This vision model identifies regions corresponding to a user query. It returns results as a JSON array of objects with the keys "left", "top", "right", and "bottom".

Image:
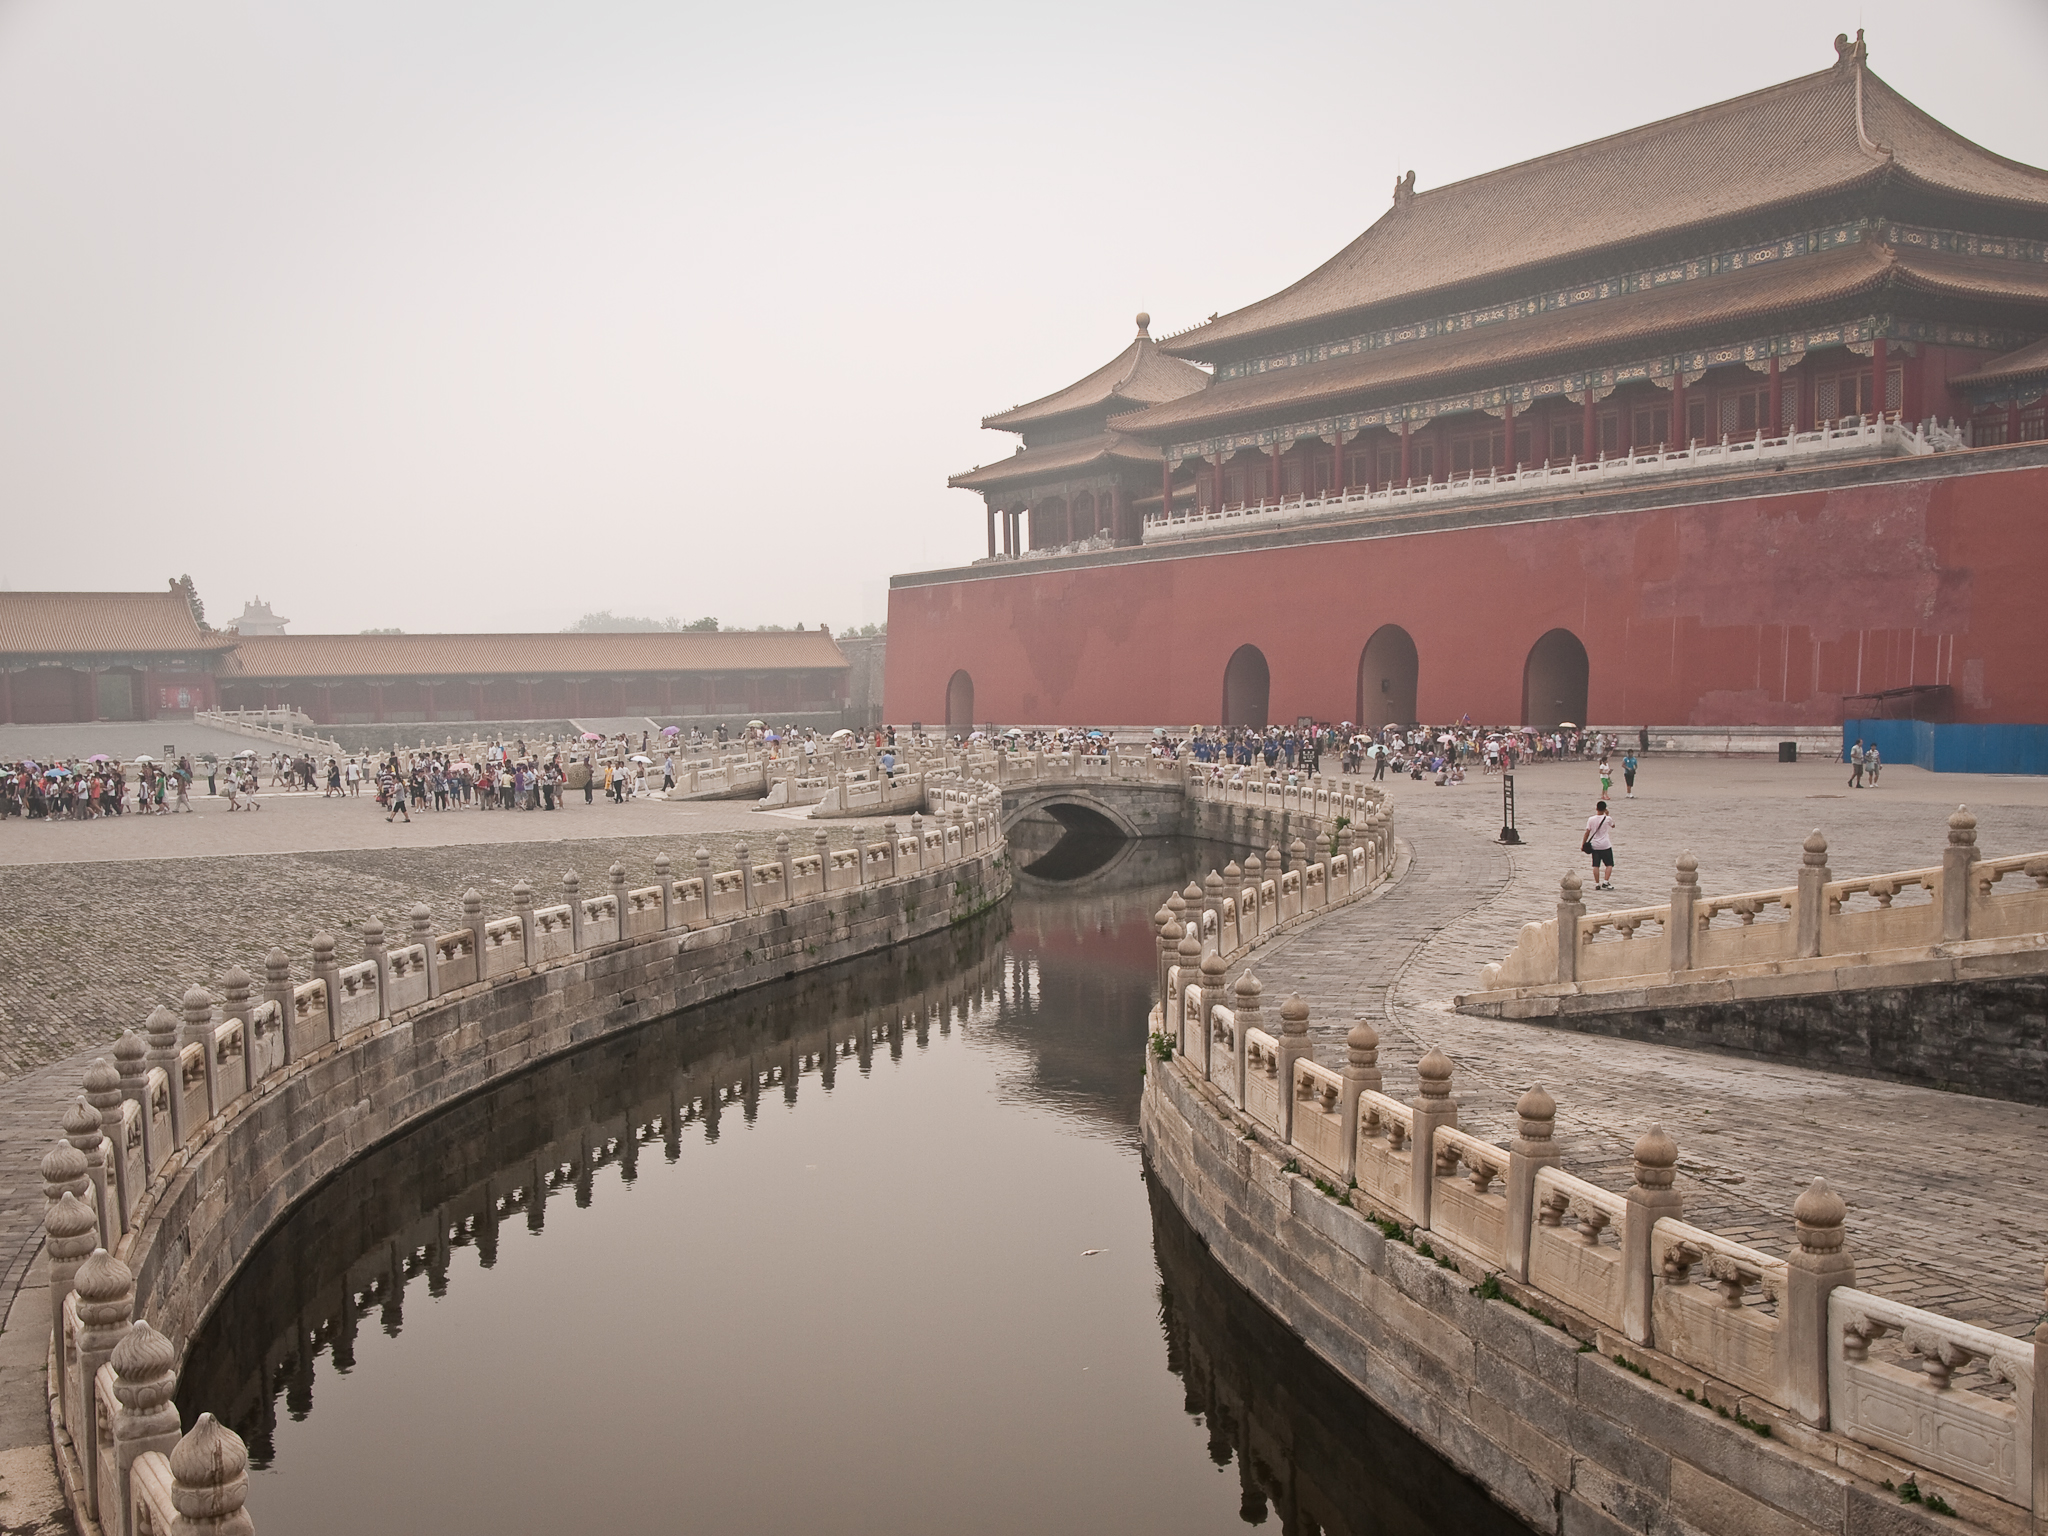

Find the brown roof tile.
[
  {"left": 1950, "top": 335, "right": 2048, "bottom": 389},
  {"left": 1117, "top": 242, "right": 1924, "bottom": 440},
  {"left": 948, "top": 432, "right": 1163, "bottom": 491},
  {"left": 0, "top": 590, "right": 227, "bottom": 656},
  {"left": 981, "top": 322, "right": 1210, "bottom": 431},
  {"left": 1164, "top": 55, "right": 2048, "bottom": 359},
  {"left": 218, "top": 630, "right": 850, "bottom": 680}
]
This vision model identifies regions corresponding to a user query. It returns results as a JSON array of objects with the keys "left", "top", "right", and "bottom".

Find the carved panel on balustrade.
[{"left": 1527, "top": 1167, "right": 1626, "bottom": 1332}]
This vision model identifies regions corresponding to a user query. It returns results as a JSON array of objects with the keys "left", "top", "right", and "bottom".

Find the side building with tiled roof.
[
  {"left": 0, "top": 597, "right": 851, "bottom": 727},
  {"left": 900, "top": 35, "right": 2048, "bottom": 735},
  {"left": 948, "top": 313, "right": 1210, "bottom": 554}
]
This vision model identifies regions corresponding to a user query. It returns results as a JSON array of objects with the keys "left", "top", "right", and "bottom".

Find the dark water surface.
[{"left": 180, "top": 828, "right": 1530, "bottom": 1535}]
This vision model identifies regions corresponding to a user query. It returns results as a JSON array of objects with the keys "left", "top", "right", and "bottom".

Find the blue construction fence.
[{"left": 1841, "top": 719, "right": 2048, "bottom": 776}]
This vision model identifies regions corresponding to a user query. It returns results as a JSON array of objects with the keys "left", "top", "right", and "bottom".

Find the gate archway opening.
[
  {"left": 1221, "top": 645, "right": 1270, "bottom": 730},
  {"left": 1522, "top": 629, "right": 1589, "bottom": 731},
  {"left": 1356, "top": 625, "right": 1418, "bottom": 733},
  {"left": 945, "top": 670, "right": 974, "bottom": 733}
]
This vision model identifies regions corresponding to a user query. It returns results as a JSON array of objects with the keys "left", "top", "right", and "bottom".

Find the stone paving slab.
[{"left": 1228, "top": 758, "right": 2048, "bottom": 1336}]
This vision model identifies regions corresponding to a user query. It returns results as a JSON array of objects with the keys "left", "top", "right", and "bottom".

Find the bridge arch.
[
  {"left": 945, "top": 669, "right": 974, "bottom": 733},
  {"left": 1001, "top": 786, "right": 1144, "bottom": 841},
  {"left": 1221, "top": 644, "right": 1270, "bottom": 730},
  {"left": 1522, "top": 628, "right": 1589, "bottom": 730},
  {"left": 1356, "top": 625, "right": 1418, "bottom": 732}
]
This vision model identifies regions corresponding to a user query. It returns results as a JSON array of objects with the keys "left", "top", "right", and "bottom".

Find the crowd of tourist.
[{"left": 0, "top": 752, "right": 270, "bottom": 819}]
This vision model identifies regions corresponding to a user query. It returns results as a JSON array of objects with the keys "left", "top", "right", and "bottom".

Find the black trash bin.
[{"left": 1778, "top": 741, "right": 1798, "bottom": 763}]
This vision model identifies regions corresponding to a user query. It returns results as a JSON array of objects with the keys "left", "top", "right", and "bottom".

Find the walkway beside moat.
[{"left": 1225, "top": 758, "right": 2048, "bottom": 1337}]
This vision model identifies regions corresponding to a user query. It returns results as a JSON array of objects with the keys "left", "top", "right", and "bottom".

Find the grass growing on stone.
[
  {"left": 1894, "top": 1479, "right": 1954, "bottom": 1516},
  {"left": 1148, "top": 1031, "right": 1174, "bottom": 1063}
]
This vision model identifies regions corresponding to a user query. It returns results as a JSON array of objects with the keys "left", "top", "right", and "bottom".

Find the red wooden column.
[
  {"left": 1582, "top": 389, "right": 1596, "bottom": 459},
  {"left": 1794, "top": 363, "right": 1811, "bottom": 433},
  {"left": 986, "top": 505, "right": 996, "bottom": 558},
  {"left": 1160, "top": 463, "right": 1173, "bottom": 523},
  {"left": 1671, "top": 375, "right": 1686, "bottom": 448},
  {"left": 1399, "top": 421, "right": 1412, "bottom": 483},
  {"left": 1332, "top": 431, "right": 1347, "bottom": 494},
  {"left": 1872, "top": 336, "right": 1890, "bottom": 417},
  {"left": 1768, "top": 357, "right": 1782, "bottom": 436},
  {"left": 1501, "top": 401, "right": 1516, "bottom": 472},
  {"left": 1268, "top": 443, "right": 1281, "bottom": 503},
  {"left": 2010, "top": 398, "right": 2024, "bottom": 444},
  {"left": 1904, "top": 351, "right": 1923, "bottom": 425},
  {"left": 1212, "top": 453, "right": 1225, "bottom": 510}
]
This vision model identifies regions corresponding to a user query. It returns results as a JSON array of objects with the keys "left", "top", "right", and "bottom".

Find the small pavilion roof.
[
  {"left": 949, "top": 432, "right": 1164, "bottom": 492},
  {"left": 1163, "top": 41, "right": 2048, "bottom": 361},
  {"left": 218, "top": 630, "right": 850, "bottom": 680},
  {"left": 0, "top": 589, "right": 230, "bottom": 656},
  {"left": 981, "top": 315, "right": 1210, "bottom": 432},
  {"left": 1951, "top": 336, "right": 2048, "bottom": 391},
  {"left": 1114, "top": 244, "right": 2048, "bottom": 441}
]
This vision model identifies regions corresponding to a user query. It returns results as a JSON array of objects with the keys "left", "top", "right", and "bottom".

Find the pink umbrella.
[
  {"left": 661, "top": 725, "right": 680, "bottom": 734},
  {"left": 581, "top": 732, "right": 603, "bottom": 741}
]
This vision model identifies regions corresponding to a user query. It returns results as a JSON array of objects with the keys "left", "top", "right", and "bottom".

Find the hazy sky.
[{"left": 2, "top": 1, "right": 2043, "bottom": 635}]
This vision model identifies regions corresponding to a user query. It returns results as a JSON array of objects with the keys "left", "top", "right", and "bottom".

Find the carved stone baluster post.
[
  {"left": 1555, "top": 871, "right": 1585, "bottom": 985},
  {"left": 168, "top": 1412, "right": 255, "bottom": 1536},
  {"left": 1155, "top": 909, "right": 1180, "bottom": 1019},
  {"left": 145, "top": 1006, "right": 184, "bottom": 1147},
  {"left": 1668, "top": 854, "right": 1699, "bottom": 974},
  {"left": 1197, "top": 951, "right": 1229, "bottom": 1082},
  {"left": 64, "top": 1100, "right": 108, "bottom": 1248},
  {"left": 1504, "top": 1086, "right": 1560, "bottom": 1282},
  {"left": 1289, "top": 836, "right": 1308, "bottom": 881},
  {"left": 736, "top": 844, "right": 754, "bottom": 911},
  {"left": 1275, "top": 995, "right": 1312, "bottom": 1144},
  {"left": 911, "top": 813, "right": 927, "bottom": 872},
  {"left": 775, "top": 835, "right": 794, "bottom": 905},
  {"left": 218, "top": 967, "right": 254, "bottom": 1097},
  {"left": 45, "top": 1190, "right": 96, "bottom": 1368},
  {"left": 463, "top": 889, "right": 487, "bottom": 975},
  {"left": 114, "top": 1033, "right": 149, "bottom": 1177},
  {"left": 814, "top": 830, "right": 832, "bottom": 895},
  {"left": 1781, "top": 1178, "right": 1855, "bottom": 1426},
  {"left": 73, "top": 1248, "right": 135, "bottom": 1525},
  {"left": 509, "top": 880, "right": 534, "bottom": 968},
  {"left": 1203, "top": 871, "right": 1226, "bottom": 949},
  {"left": 655, "top": 853, "right": 675, "bottom": 927},
  {"left": 1622, "top": 1125, "right": 1681, "bottom": 1346},
  {"left": 610, "top": 862, "right": 629, "bottom": 934},
  {"left": 1233, "top": 975, "right": 1262, "bottom": 1109},
  {"left": 111, "top": 1320, "right": 182, "bottom": 1536},
  {"left": 1173, "top": 928, "right": 1203, "bottom": 1054},
  {"left": 1942, "top": 805, "right": 1977, "bottom": 942},
  {"left": 410, "top": 904, "right": 438, "bottom": 1001},
  {"left": 1408, "top": 1048, "right": 1458, "bottom": 1227},
  {"left": 310, "top": 934, "right": 341, "bottom": 1044},
  {"left": 695, "top": 848, "right": 714, "bottom": 914},
  {"left": 1265, "top": 847, "right": 1283, "bottom": 899},
  {"left": 1338, "top": 1020, "right": 1379, "bottom": 1183},
  {"left": 181, "top": 987, "right": 219, "bottom": 1128},
  {"left": 360, "top": 918, "right": 389, "bottom": 1020},
  {"left": 261, "top": 948, "right": 294, "bottom": 1069},
  {"left": 2035, "top": 1262, "right": 2048, "bottom": 1529},
  {"left": 1242, "top": 856, "right": 1262, "bottom": 937},
  {"left": 1795, "top": 830, "right": 1830, "bottom": 958},
  {"left": 563, "top": 873, "right": 584, "bottom": 950},
  {"left": 84, "top": 1061, "right": 125, "bottom": 1239}
]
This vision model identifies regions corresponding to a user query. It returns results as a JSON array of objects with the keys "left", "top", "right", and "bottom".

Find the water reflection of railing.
[{"left": 177, "top": 917, "right": 1012, "bottom": 1461}]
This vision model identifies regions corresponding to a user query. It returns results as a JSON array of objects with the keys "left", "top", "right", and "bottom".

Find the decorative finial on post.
[{"left": 168, "top": 1412, "right": 255, "bottom": 1535}]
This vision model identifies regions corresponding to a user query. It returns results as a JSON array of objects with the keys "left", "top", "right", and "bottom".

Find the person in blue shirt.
[{"left": 1622, "top": 752, "right": 1638, "bottom": 798}]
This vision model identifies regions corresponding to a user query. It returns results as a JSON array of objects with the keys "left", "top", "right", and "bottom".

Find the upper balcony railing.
[{"left": 1141, "top": 416, "right": 1970, "bottom": 547}]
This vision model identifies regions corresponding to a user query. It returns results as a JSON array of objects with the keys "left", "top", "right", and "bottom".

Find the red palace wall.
[{"left": 886, "top": 460, "right": 2048, "bottom": 730}]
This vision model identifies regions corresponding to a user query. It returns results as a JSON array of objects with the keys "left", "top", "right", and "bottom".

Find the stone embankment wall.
[
  {"left": 37, "top": 786, "right": 1007, "bottom": 1536},
  {"left": 1144, "top": 843, "right": 2047, "bottom": 1534},
  {"left": 1462, "top": 808, "right": 2048, "bottom": 1105}
]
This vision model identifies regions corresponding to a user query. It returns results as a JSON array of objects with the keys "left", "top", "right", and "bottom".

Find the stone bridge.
[{"left": 1000, "top": 778, "right": 1187, "bottom": 839}]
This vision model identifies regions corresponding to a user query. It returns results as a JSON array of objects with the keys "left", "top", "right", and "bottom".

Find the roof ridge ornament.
[
  {"left": 1838, "top": 29, "right": 1889, "bottom": 161},
  {"left": 1134, "top": 311, "right": 1151, "bottom": 340},
  {"left": 1392, "top": 169, "right": 1417, "bottom": 208}
]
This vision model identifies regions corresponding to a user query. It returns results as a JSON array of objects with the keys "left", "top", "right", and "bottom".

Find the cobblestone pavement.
[
  {"left": 0, "top": 793, "right": 896, "bottom": 1078},
  {"left": 1231, "top": 758, "right": 2048, "bottom": 1336}
]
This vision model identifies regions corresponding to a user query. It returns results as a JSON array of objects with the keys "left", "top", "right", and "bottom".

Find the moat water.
[{"left": 179, "top": 826, "right": 1531, "bottom": 1535}]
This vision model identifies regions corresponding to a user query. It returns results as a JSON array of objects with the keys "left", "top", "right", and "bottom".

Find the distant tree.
[
  {"left": 857, "top": 622, "right": 887, "bottom": 638},
  {"left": 172, "top": 575, "right": 206, "bottom": 629},
  {"left": 359, "top": 627, "right": 405, "bottom": 634},
  {"left": 564, "top": 610, "right": 689, "bottom": 633},
  {"left": 681, "top": 616, "right": 720, "bottom": 631}
]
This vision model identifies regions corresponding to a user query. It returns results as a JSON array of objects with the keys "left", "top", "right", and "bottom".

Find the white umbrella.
[
  {"left": 629, "top": 754, "right": 652, "bottom": 764},
  {"left": 830, "top": 728, "right": 854, "bottom": 741},
  {"left": 133, "top": 754, "right": 155, "bottom": 764},
  {"left": 234, "top": 748, "right": 258, "bottom": 758},
  {"left": 746, "top": 719, "right": 765, "bottom": 730}
]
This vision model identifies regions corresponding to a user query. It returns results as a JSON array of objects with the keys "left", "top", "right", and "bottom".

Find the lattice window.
[
  {"left": 1597, "top": 412, "right": 1622, "bottom": 455},
  {"left": 2023, "top": 406, "right": 2046, "bottom": 442},
  {"left": 1685, "top": 398, "right": 1710, "bottom": 444},
  {"left": 1552, "top": 420, "right": 1585, "bottom": 461},
  {"left": 1632, "top": 405, "right": 1670, "bottom": 449}
]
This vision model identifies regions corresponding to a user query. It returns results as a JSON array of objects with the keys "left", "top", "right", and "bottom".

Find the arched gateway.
[
  {"left": 1357, "top": 625, "right": 1418, "bottom": 732},
  {"left": 946, "top": 669, "right": 974, "bottom": 732},
  {"left": 1221, "top": 645, "right": 1270, "bottom": 730},
  {"left": 1522, "top": 629, "right": 1589, "bottom": 730}
]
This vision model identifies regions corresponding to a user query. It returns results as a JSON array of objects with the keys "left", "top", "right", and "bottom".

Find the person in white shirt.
[{"left": 1584, "top": 800, "right": 1617, "bottom": 890}]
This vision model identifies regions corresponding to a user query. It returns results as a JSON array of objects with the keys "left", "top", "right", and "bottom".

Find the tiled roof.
[
  {"left": 1951, "top": 335, "right": 2048, "bottom": 389},
  {"left": 1113, "top": 244, "right": 2027, "bottom": 440},
  {"left": 1164, "top": 52, "right": 2048, "bottom": 359},
  {"left": 0, "top": 590, "right": 228, "bottom": 656},
  {"left": 218, "top": 630, "right": 851, "bottom": 680},
  {"left": 981, "top": 320, "right": 1210, "bottom": 431},
  {"left": 948, "top": 432, "right": 1163, "bottom": 491}
]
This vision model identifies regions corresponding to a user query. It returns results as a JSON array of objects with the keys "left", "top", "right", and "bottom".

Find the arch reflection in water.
[{"left": 177, "top": 834, "right": 1526, "bottom": 1535}]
